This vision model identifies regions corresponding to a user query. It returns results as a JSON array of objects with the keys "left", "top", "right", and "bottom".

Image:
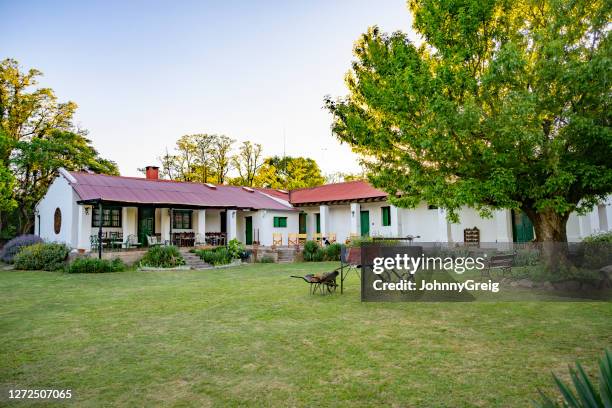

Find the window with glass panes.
[
  {"left": 173, "top": 210, "right": 192, "bottom": 229},
  {"left": 92, "top": 207, "right": 122, "bottom": 228}
]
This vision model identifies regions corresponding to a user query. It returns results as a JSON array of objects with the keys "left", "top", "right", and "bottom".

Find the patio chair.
[
  {"left": 297, "top": 233, "right": 307, "bottom": 245},
  {"left": 291, "top": 270, "right": 339, "bottom": 295},
  {"left": 123, "top": 234, "right": 141, "bottom": 249},
  {"left": 272, "top": 233, "right": 282, "bottom": 246},
  {"left": 195, "top": 233, "right": 206, "bottom": 246},
  {"left": 288, "top": 233, "right": 298, "bottom": 246},
  {"left": 328, "top": 233, "right": 336, "bottom": 244},
  {"left": 313, "top": 233, "right": 322, "bottom": 246},
  {"left": 147, "top": 235, "right": 161, "bottom": 247}
]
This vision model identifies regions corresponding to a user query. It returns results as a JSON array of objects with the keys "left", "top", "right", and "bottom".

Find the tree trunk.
[{"left": 524, "top": 208, "right": 570, "bottom": 272}]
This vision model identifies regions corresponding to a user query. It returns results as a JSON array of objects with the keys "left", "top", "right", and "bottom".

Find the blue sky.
[{"left": 2, "top": 0, "right": 416, "bottom": 176}]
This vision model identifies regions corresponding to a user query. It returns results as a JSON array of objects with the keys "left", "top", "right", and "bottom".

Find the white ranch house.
[{"left": 35, "top": 167, "right": 612, "bottom": 252}]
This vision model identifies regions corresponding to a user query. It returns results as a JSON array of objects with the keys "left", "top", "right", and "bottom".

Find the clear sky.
[{"left": 2, "top": 0, "right": 416, "bottom": 177}]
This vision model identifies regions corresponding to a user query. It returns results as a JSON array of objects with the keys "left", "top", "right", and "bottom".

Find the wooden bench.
[{"left": 482, "top": 253, "right": 515, "bottom": 278}]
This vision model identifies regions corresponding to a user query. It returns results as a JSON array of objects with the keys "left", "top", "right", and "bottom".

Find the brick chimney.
[{"left": 145, "top": 166, "right": 159, "bottom": 180}]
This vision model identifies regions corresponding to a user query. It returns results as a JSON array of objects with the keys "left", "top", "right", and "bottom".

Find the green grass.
[{"left": 0, "top": 262, "right": 611, "bottom": 407}]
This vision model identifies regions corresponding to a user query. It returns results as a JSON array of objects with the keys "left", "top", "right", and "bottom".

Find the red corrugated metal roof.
[
  {"left": 253, "top": 187, "right": 289, "bottom": 200},
  {"left": 289, "top": 180, "right": 387, "bottom": 205},
  {"left": 67, "top": 172, "right": 295, "bottom": 211}
]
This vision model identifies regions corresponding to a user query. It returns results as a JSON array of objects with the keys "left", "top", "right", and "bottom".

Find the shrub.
[
  {"left": 534, "top": 349, "right": 611, "bottom": 408},
  {"left": 67, "top": 257, "right": 126, "bottom": 273},
  {"left": 227, "top": 238, "right": 245, "bottom": 259},
  {"left": 581, "top": 232, "right": 612, "bottom": 269},
  {"left": 258, "top": 255, "right": 274, "bottom": 263},
  {"left": 513, "top": 248, "right": 541, "bottom": 267},
  {"left": 139, "top": 245, "right": 185, "bottom": 268},
  {"left": 303, "top": 240, "right": 324, "bottom": 262},
  {"left": 196, "top": 247, "right": 233, "bottom": 266},
  {"left": 0, "top": 234, "right": 43, "bottom": 263},
  {"left": 347, "top": 236, "right": 373, "bottom": 247},
  {"left": 583, "top": 231, "right": 612, "bottom": 243},
  {"left": 323, "top": 243, "right": 342, "bottom": 261},
  {"left": 13, "top": 242, "right": 70, "bottom": 271}
]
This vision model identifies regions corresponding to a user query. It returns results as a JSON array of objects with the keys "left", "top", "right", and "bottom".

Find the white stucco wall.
[
  {"left": 35, "top": 175, "right": 78, "bottom": 248},
  {"left": 255, "top": 210, "right": 299, "bottom": 246}
]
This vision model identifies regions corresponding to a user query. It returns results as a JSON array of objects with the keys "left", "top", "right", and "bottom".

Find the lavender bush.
[{"left": 0, "top": 234, "right": 43, "bottom": 263}]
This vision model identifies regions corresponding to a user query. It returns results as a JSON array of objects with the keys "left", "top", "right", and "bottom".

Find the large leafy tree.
[
  {"left": 326, "top": 0, "right": 611, "bottom": 245},
  {"left": 254, "top": 156, "right": 325, "bottom": 190},
  {"left": 230, "top": 141, "right": 264, "bottom": 186},
  {"left": 0, "top": 59, "right": 118, "bottom": 235}
]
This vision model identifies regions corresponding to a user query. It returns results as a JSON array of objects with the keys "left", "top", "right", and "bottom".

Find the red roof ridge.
[{"left": 288, "top": 179, "right": 371, "bottom": 193}]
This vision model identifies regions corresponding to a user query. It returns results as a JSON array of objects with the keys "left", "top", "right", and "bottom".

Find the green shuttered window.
[{"left": 273, "top": 216, "right": 287, "bottom": 228}]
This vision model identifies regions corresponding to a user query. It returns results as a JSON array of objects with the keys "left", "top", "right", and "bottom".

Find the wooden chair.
[
  {"left": 297, "top": 233, "right": 308, "bottom": 245},
  {"left": 272, "top": 233, "right": 283, "bottom": 246},
  {"left": 313, "top": 233, "right": 322, "bottom": 246},
  {"left": 345, "top": 233, "right": 360, "bottom": 244},
  {"left": 288, "top": 233, "right": 298, "bottom": 246},
  {"left": 328, "top": 233, "right": 337, "bottom": 244}
]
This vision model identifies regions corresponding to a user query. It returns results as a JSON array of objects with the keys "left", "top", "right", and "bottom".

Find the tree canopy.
[
  {"left": 254, "top": 156, "right": 326, "bottom": 190},
  {"left": 0, "top": 59, "right": 117, "bottom": 235},
  {"left": 326, "top": 0, "right": 611, "bottom": 242}
]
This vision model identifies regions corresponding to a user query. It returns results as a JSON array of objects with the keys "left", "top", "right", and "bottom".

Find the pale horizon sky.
[{"left": 2, "top": 0, "right": 417, "bottom": 177}]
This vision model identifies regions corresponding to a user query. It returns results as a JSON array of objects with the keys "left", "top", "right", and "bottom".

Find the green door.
[
  {"left": 315, "top": 213, "right": 321, "bottom": 233},
  {"left": 138, "top": 207, "right": 155, "bottom": 245},
  {"left": 512, "top": 210, "right": 535, "bottom": 242},
  {"left": 360, "top": 210, "right": 370, "bottom": 236},
  {"left": 245, "top": 216, "right": 253, "bottom": 245},
  {"left": 299, "top": 213, "right": 307, "bottom": 234}
]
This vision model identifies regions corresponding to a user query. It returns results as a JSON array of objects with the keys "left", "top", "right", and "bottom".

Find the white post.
[
  {"left": 350, "top": 203, "right": 361, "bottom": 236},
  {"left": 390, "top": 205, "right": 402, "bottom": 237},
  {"left": 197, "top": 209, "right": 206, "bottom": 234},
  {"left": 494, "top": 210, "right": 512, "bottom": 243},
  {"left": 227, "top": 210, "right": 237, "bottom": 241},
  {"left": 319, "top": 205, "right": 329, "bottom": 238},
  {"left": 160, "top": 208, "right": 171, "bottom": 243},
  {"left": 122, "top": 207, "right": 130, "bottom": 245},
  {"left": 437, "top": 208, "right": 449, "bottom": 242}
]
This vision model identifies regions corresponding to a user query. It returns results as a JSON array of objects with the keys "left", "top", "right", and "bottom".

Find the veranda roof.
[{"left": 67, "top": 171, "right": 295, "bottom": 211}]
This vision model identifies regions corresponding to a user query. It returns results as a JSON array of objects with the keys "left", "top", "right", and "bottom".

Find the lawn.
[{"left": 1, "top": 262, "right": 611, "bottom": 407}]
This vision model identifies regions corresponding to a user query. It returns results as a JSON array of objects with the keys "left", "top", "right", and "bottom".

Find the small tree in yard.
[{"left": 326, "top": 0, "right": 611, "bottom": 267}]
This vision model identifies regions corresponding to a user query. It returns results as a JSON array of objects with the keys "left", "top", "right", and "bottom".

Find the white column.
[
  {"left": 160, "top": 208, "right": 171, "bottom": 243},
  {"left": 589, "top": 207, "right": 600, "bottom": 234},
  {"left": 227, "top": 210, "right": 237, "bottom": 241},
  {"left": 319, "top": 205, "right": 329, "bottom": 237},
  {"left": 197, "top": 209, "right": 206, "bottom": 234},
  {"left": 390, "top": 205, "right": 402, "bottom": 237},
  {"left": 494, "top": 210, "right": 512, "bottom": 243},
  {"left": 350, "top": 203, "right": 361, "bottom": 236},
  {"left": 605, "top": 199, "right": 612, "bottom": 232},
  {"left": 122, "top": 207, "right": 130, "bottom": 243},
  {"left": 437, "top": 208, "right": 449, "bottom": 242}
]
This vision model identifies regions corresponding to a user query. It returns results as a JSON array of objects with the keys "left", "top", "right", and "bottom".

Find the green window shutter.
[
  {"left": 382, "top": 206, "right": 391, "bottom": 226},
  {"left": 273, "top": 217, "right": 287, "bottom": 228},
  {"left": 316, "top": 213, "right": 320, "bottom": 233}
]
